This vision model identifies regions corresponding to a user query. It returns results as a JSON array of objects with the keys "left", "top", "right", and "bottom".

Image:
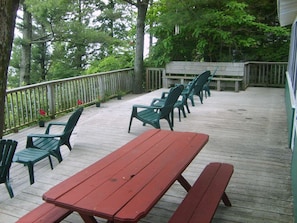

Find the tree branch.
[{"left": 122, "top": 0, "right": 137, "bottom": 6}]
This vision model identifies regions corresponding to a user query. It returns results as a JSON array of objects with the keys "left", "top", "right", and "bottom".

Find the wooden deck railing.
[
  {"left": 4, "top": 61, "right": 288, "bottom": 134},
  {"left": 145, "top": 68, "right": 165, "bottom": 92},
  {"left": 146, "top": 61, "right": 288, "bottom": 91},
  {"left": 4, "top": 68, "right": 134, "bottom": 134},
  {"left": 245, "top": 61, "right": 287, "bottom": 87}
]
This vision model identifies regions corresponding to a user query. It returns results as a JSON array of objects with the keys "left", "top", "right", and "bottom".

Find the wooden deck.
[{"left": 1, "top": 87, "right": 293, "bottom": 223}]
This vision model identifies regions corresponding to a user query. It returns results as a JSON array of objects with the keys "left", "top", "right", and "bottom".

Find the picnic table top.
[{"left": 42, "top": 129, "right": 209, "bottom": 222}]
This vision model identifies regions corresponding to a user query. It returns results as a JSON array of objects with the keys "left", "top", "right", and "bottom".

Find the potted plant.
[
  {"left": 96, "top": 96, "right": 101, "bottom": 107},
  {"left": 117, "top": 90, "right": 124, "bottom": 100},
  {"left": 77, "top": 99, "right": 83, "bottom": 107},
  {"left": 38, "top": 109, "right": 46, "bottom": 127}
]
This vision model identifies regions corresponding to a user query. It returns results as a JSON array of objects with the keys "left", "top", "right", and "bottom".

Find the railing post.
[
  {"left": 244, "top": 62, "right": 250, "bottom": 89},
  {"left": 47, "top": 83, "right": 56, "bottom": 118},
  {"left": 162, "top": 68, "right": 167, "bottom": 88},
  {"left": 98, "top": 75, "right": 105, "bottom": 99}
]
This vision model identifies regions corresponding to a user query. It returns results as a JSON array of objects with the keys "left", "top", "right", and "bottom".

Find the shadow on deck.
[{"left": 1, "top": 87, "right": 293, "bottom": 223}]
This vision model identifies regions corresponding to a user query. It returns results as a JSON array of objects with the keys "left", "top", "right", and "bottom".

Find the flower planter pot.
[
  {"left": 39, "top": 120, "right": 45, "bottom": 127},
  {"left": 96, "top": 102, "right": 101, "bottom": 107}
]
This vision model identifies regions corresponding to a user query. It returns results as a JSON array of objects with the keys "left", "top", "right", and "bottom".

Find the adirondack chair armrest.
[
  {"left": 132, "top": 104, "right": 163, "bottom": 115},
  {"left": 48, "top": 122, "right": 67, "bottom": 127},
  {"left": 150, "top": 98, "right": 166, "bottom": 106},
  {"left": 161, "top": 92, "right": 169, "bottom": 99},
  {"left": 45, "top": 122, "right": 67, "bottom": 134},
  {"left": 26, "top": 133, "right": 63, "bottom": 148},
  {"left": 182, "top": 86, "right": 194, "bottom": 95},
  {"left": 27, "top": 133, "right": 62, "bottom": 138},
  {"left": 133, "top": 104, "right": 163, "bottom": 110}
]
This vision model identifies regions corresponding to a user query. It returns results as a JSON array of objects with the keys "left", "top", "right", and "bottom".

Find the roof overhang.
[{"left": 278, "top": 0, "right": 297, "bottom": 26}]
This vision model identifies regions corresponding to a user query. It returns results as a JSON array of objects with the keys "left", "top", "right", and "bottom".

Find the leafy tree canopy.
[
  {"left": 146, "top": 0, "right": 290, "bottom": 66},
  {"left": 8, "top": 0, "right": 290, "bottom": 87},
  {"left": 9, "top": 0, "right": 135, "bottom": 86}
]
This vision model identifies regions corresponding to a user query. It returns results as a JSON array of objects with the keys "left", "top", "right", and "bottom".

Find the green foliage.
[
  {"left": 146, "top": 0, "right": 290, "bottom": 64},
  {"left": 8, "top": 0, "right": 135, "bottom": 87},
  {"left": 86, "top": 54, "right": 133, "bottom": 74},
  {"left": 8, "top": 0, "right": 291, "bottom": 88}
]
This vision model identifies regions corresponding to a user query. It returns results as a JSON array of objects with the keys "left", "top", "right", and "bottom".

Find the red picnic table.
[{"left": 42, "top": 129, "right": 209, "bottom": 223}]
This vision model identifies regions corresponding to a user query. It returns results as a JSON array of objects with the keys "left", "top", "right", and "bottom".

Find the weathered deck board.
[{"left": 1, "top": 87, "right": 293, "bottom": 223}]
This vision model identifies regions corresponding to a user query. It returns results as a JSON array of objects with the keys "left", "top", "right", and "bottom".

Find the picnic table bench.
[
  {"left": 169, "top": 162, "right": 234, "bottom": 223},
  {"left": 16, "top": 202, "right": 72, "bottom": 223}
]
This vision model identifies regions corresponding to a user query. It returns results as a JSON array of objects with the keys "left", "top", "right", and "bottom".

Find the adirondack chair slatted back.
[
  {"left": 203, "top": 68, "right": 218, "bottom": 97},
  {"left": 194, "top": 70, "right": 211, "bottom": 93},
  {"left": 0, "top": 139, "right": 18, "bottom": 198},
  {"left": 58, "top": 107, "right": 84, "bottom": 149},
  {"left": 160, "top": 85, "right": 184, "bottom": 118},
  {"left": 184, "top": 75, "right": 200, "bottom": 95},
  {"left": 190, "top": 70, "right": 211, "bottom": 105},
  {"left": 26, "top": 107, "right": 84, "bottom": 163}
]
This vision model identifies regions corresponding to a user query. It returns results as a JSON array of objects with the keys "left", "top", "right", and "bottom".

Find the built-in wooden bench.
[
  {"left": 16, "top": 202, "right": 72, "bottom": 223},
  {"left": 164, "top": 61, "right": 246, "bottom": 92},
  {"left": 212, "top": 77, "right": 242, "bottom": 92},
  {"left": 169, "top": 162, "right": 234, "bottom": 223}
]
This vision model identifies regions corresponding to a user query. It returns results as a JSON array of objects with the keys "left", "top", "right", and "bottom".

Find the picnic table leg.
[
  {"left": 222, "top": 192, "right": 232, "bottom": 206},
  {"left": 79, "top": 214, "right": 98, "bottom": 223},
  {"left": 177, "top": 175, "right": 192, "bottom": 192}
]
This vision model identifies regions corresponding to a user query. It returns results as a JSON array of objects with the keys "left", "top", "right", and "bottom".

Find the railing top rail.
[
  {"left": 4, "top": 68, "right": 134, "bottom": 134},
  {"left": 7, "top": 68, "right": 134, "bottom": 94},
  {"left": 244, "top": 61, "right": 288, "bottom": 65},
  {"left": 146, "top": 67, "right": 165, "bottom": 70}
]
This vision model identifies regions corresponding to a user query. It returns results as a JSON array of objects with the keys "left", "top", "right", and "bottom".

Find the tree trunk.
[
  {"left": 39, "top": 24, "right": 47, "bottom": 81},
  {"left": 108, "top": 0, "right": 115, "bottom": 55},
  {"left": 20, "top": 2, "right": 32, "bottom": 85},
  {"left": 148, "top": 0, "right": 153, "bottom": 56},
  {"left": 0, "top": 0, "right": 20, "bottom": 138},
  {"left": 74, "top": 0, "right": 86, "bottom": 72},
  {"left": 133, "top": 0, "right": 148, "bottom": 93}
]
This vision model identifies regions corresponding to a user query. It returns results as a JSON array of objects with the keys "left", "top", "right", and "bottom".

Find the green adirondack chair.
[
  {"left": 26, "top": 107, "right": 84, "bottom": 162},
  {"left": 173, "top": 74, "right": 201, "bottom": 117},
  {"left": 128, "top": 85, "right": 184, "bottom": 133},
  {"left": 203, "top": 67, "right": 218, "bottom": 98},
  {"left": 0, "top": 139, "right": 18, "bottom": 198},
  {"left": 189, "top": 70, "right": 211, "bottom": 106},
  {"left": 150, "top": 74, "right": 201, "bottom": 124}
]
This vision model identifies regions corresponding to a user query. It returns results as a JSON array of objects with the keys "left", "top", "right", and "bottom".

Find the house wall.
[
  {"left": 286, "top": 72, "right": 296, "bottom": 148},
  {"left": 292, "top": 132, "right": 297, "bottom": 223},
  {"left": 285, "top": 15, "right": 297, "bottom": 223}
]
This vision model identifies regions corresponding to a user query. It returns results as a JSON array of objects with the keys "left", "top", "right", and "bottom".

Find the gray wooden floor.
[{"left": 1, "top": 87, "right": 293, "bottom": 223}]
